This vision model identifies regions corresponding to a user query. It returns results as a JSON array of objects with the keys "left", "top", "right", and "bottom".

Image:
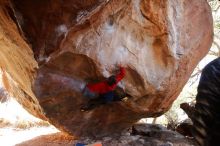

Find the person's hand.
[
  {"left": 116, "top": 62, "right": 124, "bottom": 68},
  {"left": 115, "top": 64, "right": 123, "bottom": 72}
]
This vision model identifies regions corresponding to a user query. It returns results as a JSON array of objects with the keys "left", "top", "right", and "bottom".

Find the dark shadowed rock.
[{"left": 17, "top": 124, "right": 197, "bottom": 146}]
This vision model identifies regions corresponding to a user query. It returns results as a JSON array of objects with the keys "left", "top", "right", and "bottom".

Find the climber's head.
[{"left": 107, "top": 75, "right": 116, "bottom": 86}]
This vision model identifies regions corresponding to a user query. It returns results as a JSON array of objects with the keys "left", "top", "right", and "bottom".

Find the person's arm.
[{"left": 115, "top": 67, "right": 126, "bottom": 83}]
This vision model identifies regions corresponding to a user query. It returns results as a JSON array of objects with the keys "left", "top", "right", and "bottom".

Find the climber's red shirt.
[{"left": 86, "top": 67, "right": 126, "bottom": 94}]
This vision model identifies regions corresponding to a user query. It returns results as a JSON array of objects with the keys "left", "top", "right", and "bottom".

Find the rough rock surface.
[
  {"left": 17, "top": 124, "right": 197, "bottom": 146},
  {"left": 0, "top": 0, "right": 44, "bottom": 120},
  {"left": 0, "top": 0, "right": 213, "bottom": 137}
]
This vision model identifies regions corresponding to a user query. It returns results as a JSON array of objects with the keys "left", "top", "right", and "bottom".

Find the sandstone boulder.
[{"left": 0, "top": 0, "right": 213, "bottom": 137}]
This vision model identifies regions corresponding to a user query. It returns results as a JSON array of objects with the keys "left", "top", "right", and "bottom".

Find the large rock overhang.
[{"left": 0, "top": 0, "right": 213, "bottom": 137}]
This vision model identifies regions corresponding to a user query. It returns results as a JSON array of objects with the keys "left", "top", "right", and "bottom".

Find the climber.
[{"left": 81, "top": 66, "right": 126, "bottom": 110}]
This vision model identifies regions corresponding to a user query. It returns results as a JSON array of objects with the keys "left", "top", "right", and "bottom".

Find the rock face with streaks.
[
  {"left": 0, "top": 0, "right": 213, "bottom": 137},
  {"left": 0, "top": 0, "right": 44, "bottom": 120}
]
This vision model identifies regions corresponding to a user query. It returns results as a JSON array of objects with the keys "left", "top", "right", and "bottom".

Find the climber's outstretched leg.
[
  {"left": 81, "top": 92, "right": 114, "bottom": 111},
  {"left": 81, "top": 88, "right": 132, "bottom": 111},
  {"left": 80, "top": 98, "right": 104, "bottom": 111}
]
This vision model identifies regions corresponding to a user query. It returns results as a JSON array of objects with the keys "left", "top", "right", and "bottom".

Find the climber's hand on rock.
[{"left": 116, "top": 63, "right": 125, "bottom": 69}]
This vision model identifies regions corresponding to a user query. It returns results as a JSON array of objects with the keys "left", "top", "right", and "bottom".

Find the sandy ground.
[
  {"left": 0, "top": 126, "right": 66, "bottom": 146},
  {"left": 16, "top": 132, "right": 75, "bottom": 146}
]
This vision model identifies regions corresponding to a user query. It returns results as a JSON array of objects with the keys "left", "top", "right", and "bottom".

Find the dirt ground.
[
  {"left": 0, "top": 126, "right": 70, "bottom": 146},
  {"left": 16, "top": 132, "right": 76, "bottom": 146}
]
